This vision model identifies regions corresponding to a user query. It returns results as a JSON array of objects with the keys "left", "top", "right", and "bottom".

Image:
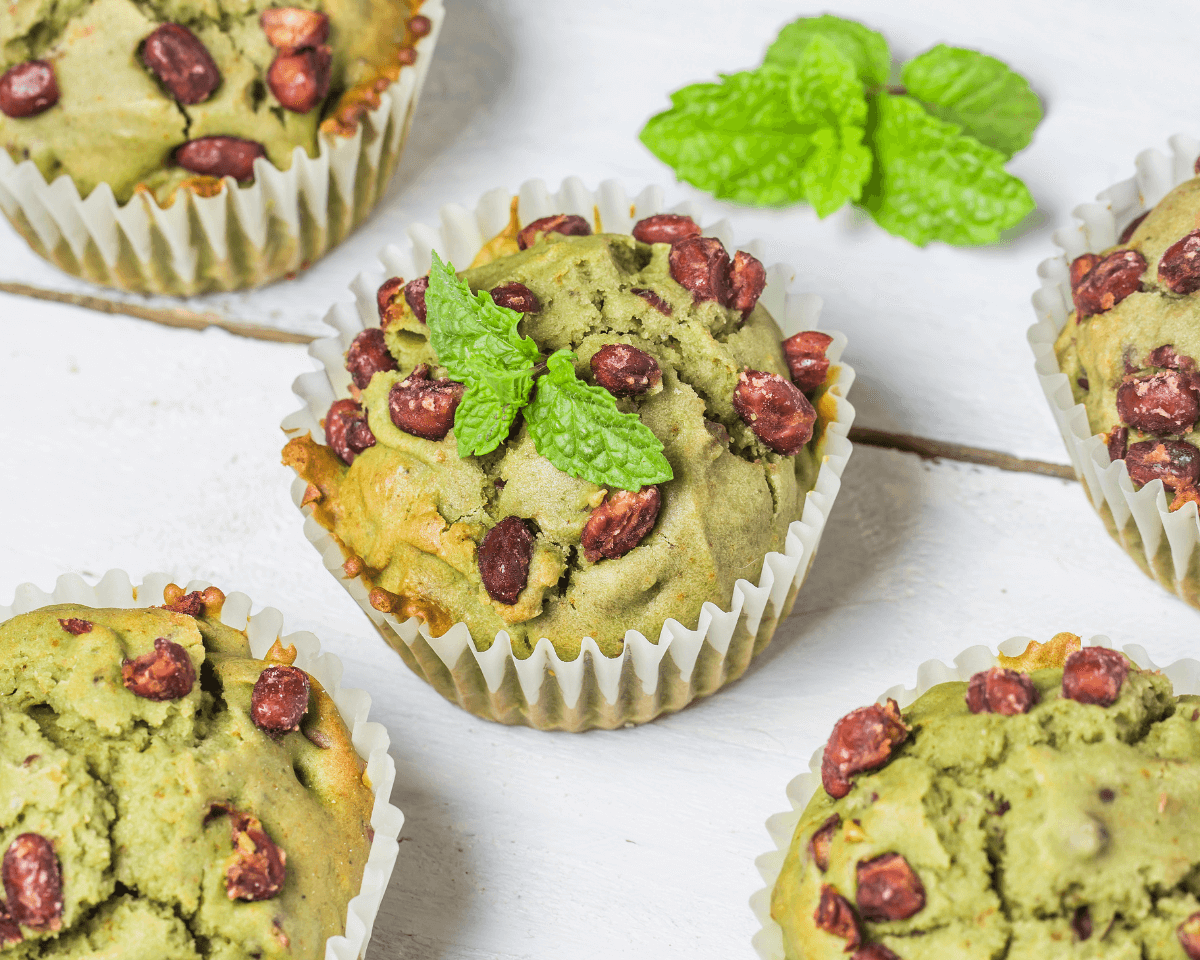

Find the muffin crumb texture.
[
  {"left": 772, "top": 647, "right": 1200, "bottom": 959},
  {"left": 0, "top": 594, "right": 374, "bottom": 958}
]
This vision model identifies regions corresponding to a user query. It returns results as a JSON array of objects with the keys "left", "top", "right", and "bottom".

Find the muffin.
[
  {"left": 282, "top": 179, "right": 855, "bottom": 730},
  {"left": 761, "top": 634, "right": 1200, "bottom": 959},
  {"left": 0, "top": 574, "right": 399, "bottom": 959},
  {"left": 0, "top": 0, "right": 442, "bottom": 294}
]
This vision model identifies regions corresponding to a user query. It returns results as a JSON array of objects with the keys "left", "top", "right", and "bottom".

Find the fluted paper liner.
[
  {"left": 0, "top": 1, "right": 443, "bottom": 296},
  {"left": 749, "top": 637, "right": 1200, "bottom": 959},
  {"left": 282, "top": 176, "right": 857, "bottom": 732},
  {"left": 0, "top": 570, "right": 404, "bottom": 960},
  {"left": 1029, "top": 133, "right": 1200, "bottom": 607}
]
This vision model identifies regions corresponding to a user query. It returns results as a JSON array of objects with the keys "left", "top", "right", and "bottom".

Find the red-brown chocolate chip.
[
  {"left": 490, "top": 282, "right": 541, "bottom": 313},
  {"left": 580, "top": 487, "right": 661, "bottom": 563},
  {"left": 1072, "top": 250, "right": 1146, "bottom": 316},
  {"left": 1119, "top": 211, "right": 1150, "bottom": 245},
  {"left": 121, "top": 638, "right": 196, "bottom": 701},
  {"left": 631, "top": 213, "right": 700, "bottom": 246},
  {"left": 668, "top": 236, "right": 731, "bottom": 304},
  {"left": 733, "top": 369, "right": 816, "bottom": 456},
  {"left": 176, "top": 136, "right": 266, "bottom": 181},
  {"left": 164, "top": 590, "right": 205, "bottom": 617},
  {"left": 141, "top": 24, "right": 221, "bottom": 105},
  {"left": 727, "top": 250, "right": 766, "bottom": 315},
  {"left": 405, "top": 276, "right": 429, "bottom": 323},
  {"left": 815, "top": 885, "right": 862, "bottom": 952},
  {"left": 325, "top": 398, "right": 375, "bottom": 465},
  {"left": 408, "top": 14, "right": 433, "bottom": 37},
  {"left": 267, "top": 46, "right": 331, "bottom": 113},
  {"left": 808, "top": 814, "right": 841, "bottom": 873},
  {"left": 821, "top": 699, "right": 909, "bottom": 799},
  {"left": 387, "top": 364, "right": 464, "bottom": 441},
  {"left": 965, "top": 667, "right": 1038, "bottom": 715},
  {"left": 345, "top": 328, "right": 398, "bottom": 390},
  {"left": 590, "top": 344, "right": 662, "bottom": 398},
  {"left": 1062, "top": 647, "right": 1129, "bottom": 707},
  {"left": 516, "top": 214, "right": 592, "bottom": 251},
  {"left": 251, "top": 665, "right": 311, "bottom": 734},
  {"left": 1116, "top": 370, "right": 1200, "bottom": 435},
  {"left": 784, "top": 330, "right": 835, "bottom": 392},
  {"left": 855, "top": 853, "right": 926, "bottom": 922},
  {"left": 1148, "top": 344, "right": 1196, "bottom": 371},
  {"left": 2, "top": 834, "right": 63, "bottom": 932},
  {"left": 1107, "top": 425, "right": 1128, "bottom": 463},
  {"left": 58, "top": 618, "right": 92, "bottom": 635},
  {"left": 377, "top": 277, "right": 404, "bottom": 325},
  {"left": 0, "top": 61, "right": 59, "bottom": 118},
  {"left": 1177, "top": 911, "right": 1200, "bottom": 959},
  {"left": 1159, "top": 229, "right": 1200, "bottom": 294},
  {"left": 225, "top": 811, "right": 287, "bottom": 901},
  {"left": 1124, "top": 439, "right": 1200, "bottom": 491},
  {"left": 259, "top": 8, "right": 330, "bottom": 53},
  {"left": 1069, "top": 253, "right": 1101, "bottom": 292},
  {"left": 853, "top": 947, "right": 900, "bottom": 960},
  {"left": 631, "top": 287, "right": 672, "bottom": 316},
  {"left": 1071, "top": 906, "right": 1093, "bottom": 941},
  {"left": 0, "top": 901, "right": 19, "bottom": 948},
  {"left": 398, "top": 47, "right": 417, "bottom": 66},
  {"left": 478, "top": 516, "right": 535, "bottom": 605}
]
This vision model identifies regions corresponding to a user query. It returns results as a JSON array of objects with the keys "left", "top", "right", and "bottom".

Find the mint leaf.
[
  {"left": 424, "top": 251, "right": 541, "bottom": 381},
  {"left": 640, "top": 37, "right": 870, "bottom": 214},
  {"left": 764, "top": 14, "right": 890, "bottom": 87},
  {"left": 902, "top": 45, "right": 1042, "bottom": 157},
  {"left": 454, "top": 374, "right": 532, "bottom": 458},
  {"left": 526, "top": 352, "right": 672, "bottom": 490},
  {"left": 859, "top": 94, "right": 1035, "bottom": 246}
]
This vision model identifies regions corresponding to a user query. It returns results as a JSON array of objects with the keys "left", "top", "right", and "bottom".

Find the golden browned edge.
[{"left": 997, "top": 631, "right": 1082, "bottom": 671}]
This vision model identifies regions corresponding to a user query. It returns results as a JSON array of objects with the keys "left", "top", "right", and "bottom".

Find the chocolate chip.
[
  {"left": 783, "top": 331, "right": 834, "bottom": 392},
  {"left": 251, "top": 666, "right": 311, "bottom": 734},
  {"left": 733, "top": 369, "right": 816, "bottom": 456},
  {"left": 1106, "top": 425, "right": 1128, "bottom": 464},
  {"left": 2, "top": 834, "right": 62, "bottom": 932},
  {"left": 163, "top": 590, "right": 205, "bottom": 617},
  {"left": 141, "top": 23, "right": 221, "bottom": 105},
  {"left": 631, "top": 214, "right": 700, "bottom": 246},
  {"left": 1116, "top": 370, "right": 1200, "bottom": 435},
  {"left": 1072, "top": 250, "right": 1146, "bottom": 317},
  {"left": 478, "top": 516, "right": 535, "bottom": 605},
  {"left": 1118, "top": 211, "right": 1149, "bottom": 245},
  {"left": 580, "top": 487, "right": 661, "bottom": 563},
  {"left": 590, "top": 344, "right": 662, "bottom": 398},
  {"left": 808, "top": 814, "right": 840, "bottom": 873},
  {"left": 345, "top": 328, "right": 398, "bottom": 390},
  {"left": 668, "top": 236, "right": 731, "bottom": 304},
  {"left": 387, "top": 364, "right": 464, "bottom": 441},
  {"left": 122, "top": 638, "right": 196, "bottom": 701},
  {"left": 176, "top": 136, "right": 266, "bottom": 181},
  {"left": 1099, "top": 788, "right": 1115, "bottom": 803},
  {"left": 1124, "top": 439, "right": 1200, "bottom": 491},
  {"left": 855, "top": 853, "right": 926, "bottom": 922},
  {"left": 1077, "top": 377, "right": 1089, "bottom": 391},
  {"left": 821, "top": 699, "right": 909, "bottom": 799},
  {"left": 1159, "top": 229, "right": 1200, "bottom": 294},
  {"left": 814, "top": 885, "right": 862, "bottom": 951},
  {"left": 1071, "top": 906, "right": 1093, "bottom": 941},
  {"left": 58, "top": 618, "right": 92, "bottom": 635},
  {"left": 1062, "top": 647, "right": 1129, "bottom": 707},
  {"left": 1178, "top": 911, "right": 1200, "bottom": 959},
  {"left": 398, "top": 47, "right": 417, "bottom": 66},
  {"left": 377, "top": 277, "right": 404, "bottom": 327},
  {"left": 405, "top": 276, "right": 429, "bottom": 323},
  {"left": 964, "top": 667, "right": 1038, "bottom": 715},
  {"left": 631, "top": 287, "right": 672, "bottom": 315},
  {"left": 1148, "top": 344, "right": 1196, "bottom": 371},
  {"left": 727, "top": 250, "right": 766, "bottom": 315},
  {"left": 267, "top": 46, "right": 332, "bottom": 114},
  {"left": 1069, "top": 253, "right": 1101, "bottom": 292},
  {"left": 0, "top": 61, "right": 58, "bottom": 118},
  {"left": 325, "top": 398, "right": 375, "bottom": 465},
  {"left": 259, "top": 8, "right": 330, "bottom": 52},
  {"left": 223, "top": 811, "right": 287, "bottom": 902},
  {"left": 490, "top": 282, "right": 541, "bottom": 313},
  {"left": 408, "top": 14, "right": 433, "bottom": 37},
  {"left": 516, "top": 214, "right": 591, "bottom": 251}
]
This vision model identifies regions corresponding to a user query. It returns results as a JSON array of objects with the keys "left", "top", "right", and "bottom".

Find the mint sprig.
[
  {"left": 639, "top": 15, "right": 1041, "bottom": 246},
  {"left": 421, "top": 257, "right": 673, "bottom": 489}
]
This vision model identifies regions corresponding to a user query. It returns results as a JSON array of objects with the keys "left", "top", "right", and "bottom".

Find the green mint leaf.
[
  {"left": 640, "top": 37, "right": 869, "bottom": 214},
  {"left": 901, "top": 45, "right": 1042, "bottom": 157},
  {"left": 525, "top": 351, "right": 672, "bottom": 490},
  {"left": 764, "top": 14, "right": 890, "bottom": 87},
  {"left": 424, "top": 251, "right": 541, "bottom": 381},
  {"left": 453, "top": 373, "right": 533, "bottom": 458},
  {"left": 859, "top": 94, "right": 1035, "bottom": 246}
]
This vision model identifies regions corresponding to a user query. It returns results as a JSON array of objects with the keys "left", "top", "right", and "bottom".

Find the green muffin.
[
  {"left": 771, "top": 639, "right": 1200, "bottom": 960},
  {"left": 284, "top": 212, "right": 841, "bottom": 660},
  {"left": 0, "top": 586, "right": 375, "bottom": 959}
]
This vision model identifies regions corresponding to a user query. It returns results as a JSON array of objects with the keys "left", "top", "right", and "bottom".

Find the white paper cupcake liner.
[
  {"left": 0, "top": 1, "right": 443, "bottom": 296},
  {"left": 1028, "top": 133, "right": 1200, "bottom": 607},
  {"left": 281, "top": 176, "right": 857, "bottom": 732},
  {"left": 0, "top": 569, "right": 404, "bottom": 960},
  {"left": 749, "top": 636, "right": 1200, "bottom": 959}
]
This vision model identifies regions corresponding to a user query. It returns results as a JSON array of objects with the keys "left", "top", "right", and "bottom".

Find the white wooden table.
[{"left": 4, "top": 2, "right": 1200, "bottom": 957}]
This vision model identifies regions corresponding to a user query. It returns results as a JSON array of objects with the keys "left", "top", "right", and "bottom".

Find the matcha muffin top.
[
  {"left": 1054, "top": 173, "right": 1200, "bottom": 513},
  {"left": 771, "top": 638, "right": 1200, "bottom": 960},
  {"left": 284, "top": 212, "right": 839, "bottom": 659},
  {"left": 0, "top": 585, "right": 375, "bottom": 959},
  {"left": 0, "top": 0, "right": 425, "bottom": 204}
]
